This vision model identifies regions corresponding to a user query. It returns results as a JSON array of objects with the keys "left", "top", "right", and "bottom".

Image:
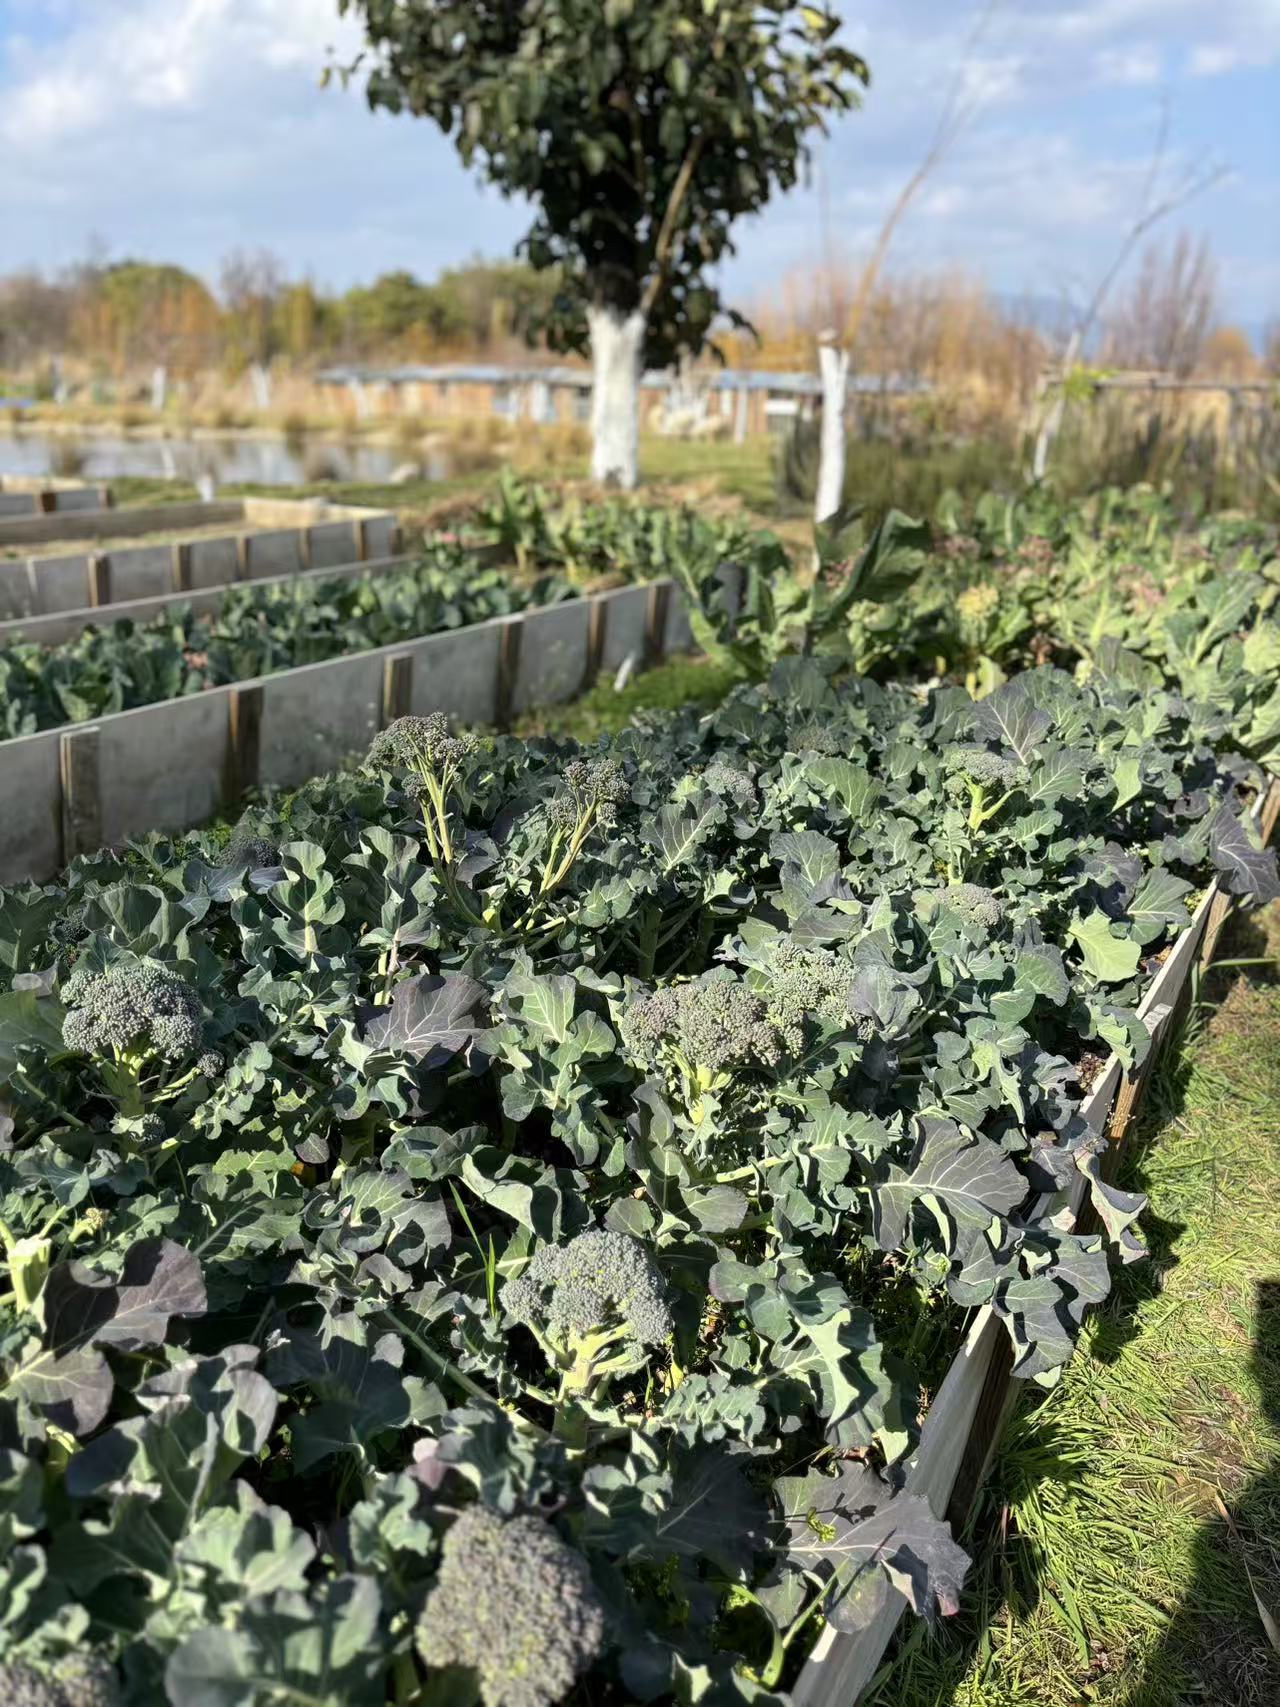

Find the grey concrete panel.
[
  {"left": 0, "top": 728, "right": 64, "bottom": 884},
  {"left": 0, "top": 495, "right": 35, "bottom": 518},
  {"left": 96, "top": 692, "right": 231, "bottom": 850},
  {"left": 598, "top": 586, "right": 651, "bottom": 674},
  {"left": 246, "top": 529, "right": 302, "bottom": 579},
  {"left": 364, "top": 516, "right": 398, "bottom": 559},
  {"left": 33, "top": 554, "right": 94, "bottom": 616},
  {"left": 307, "top": 521, "right": 358, "bottom": 569},
  {"left": 55, "top": 488, "right": 110, "bottom": 513},
  {"left": 109, "top": 545, "right": 172, "bottom": 603},
  {"left": 510, "top": 601, "right": 591, "bottom": 714},
  {"left": 0, "top": 564, "right": 34, "bottom": 621},
  {"left": 259, "top": 653, "right": 385, "bottom": 791},
  {"left": 188, "top": 536, "right": 240, "bottom": 589},
  {"left": 407, "top": 621, "right": 504, "bottom": 730}
]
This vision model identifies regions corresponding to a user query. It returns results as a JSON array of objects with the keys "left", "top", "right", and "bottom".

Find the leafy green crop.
[
  {"left": 0, "top": 544, "right": 576, "bottom": 739},
  {"left": 0, "top": 644, "right": 1275, "bottom": 1703}
]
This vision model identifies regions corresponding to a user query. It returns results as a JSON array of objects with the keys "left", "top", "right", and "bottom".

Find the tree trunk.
[
  {"left": 1032, "top": 329, "right": 1082, "bottom": 481},
  {"left": 588, "top": 305, "right": 645, "bottom": 489},
  {"left": 815, "top": 339, "right": 850, "bottom": 523}
]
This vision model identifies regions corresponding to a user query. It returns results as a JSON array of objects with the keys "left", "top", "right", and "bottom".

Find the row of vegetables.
[{"left": 0, "top": 478, "right": 1277, "bottom": 1707}]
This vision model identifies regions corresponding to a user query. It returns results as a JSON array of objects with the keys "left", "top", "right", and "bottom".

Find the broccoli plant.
[
  {"left": 503, "top": 1227, "right": 672, "bottom": 1413},
  {"left": 943, "top": 746, "right": 1027, "bottom": 832},
  {"left": 622, "top": 972, "right": 791, "bottom": 1126},
  {"left": 59, "top": 959, "right": 219, "bottom": 1129},
  {"left": 0, "top": 1654, "right": 121, "bottom": 1707},
  {"left": 416, "top": 1505, "right": 606, "bottom": 1707},
  {"left": 935, "top": 882, "right": 1005, "bottom": 931},
  {"left": 539, "top": 759, "right": 629, "bottom": 899}
]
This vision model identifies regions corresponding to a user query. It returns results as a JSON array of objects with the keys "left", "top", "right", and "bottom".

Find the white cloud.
[{"left": 1094, "top": 44, "right": 1163, "bottom": 85}]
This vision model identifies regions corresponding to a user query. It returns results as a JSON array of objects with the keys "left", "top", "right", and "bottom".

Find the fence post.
[
  {"left": 171, "top": 541, "right": 192, "bottom": 593},
  {"left": 585, "top": 595, "right": 608, "bottom": 689},
  {"left": 225, "top": 685, "right": 264, "bottom": 804},
  {"left": 382, "top": 653, "right": 414, "bottom": 725},
  {"left": 495, "top": 617, "right": 523, "bottom": 731},
  {"left": 59, "top": 726, "right": 102, "bottom": 864},
  {"left": 644, "top": 583, "right": 671, "bottom": 669},
  {"left": 86, "top": 553, "right": 111, "bottom": 608}
]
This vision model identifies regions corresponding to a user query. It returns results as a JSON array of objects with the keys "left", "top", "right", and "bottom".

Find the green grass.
[
  {"left": 870, "top": 905, "right": 1280, "bottom": 1707},
  {"left": 512, "top": 654, "right": 740, "bottom": 742}
]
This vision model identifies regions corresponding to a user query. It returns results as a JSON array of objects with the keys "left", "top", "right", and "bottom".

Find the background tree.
[{"left": 333, "top": 0, "right": 867, "bottom": 487}]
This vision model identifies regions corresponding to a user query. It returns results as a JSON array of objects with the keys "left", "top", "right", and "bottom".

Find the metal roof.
[{"left": 315, "top": 363, "right": 928, "bottom": 397}]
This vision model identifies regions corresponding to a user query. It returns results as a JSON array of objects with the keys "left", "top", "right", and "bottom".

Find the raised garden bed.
[
  {"left": 0, "top": 477, "right": 113, "bottom": 518},
  {"left": 0, "top": 575, "right": 699, "bottom": 884},
  {"left": 792, "top": 776, "right": 1280, "bottom": 1706},
  {"left": 0, "top": 497, "right": 398, "bottom": 615}
]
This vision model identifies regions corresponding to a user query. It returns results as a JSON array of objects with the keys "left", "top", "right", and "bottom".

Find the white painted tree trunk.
[
  {"left": 815, "top": 341, "right": 850, "bottom": 523},
  {"left": 249, "top": 362, "right": 273, "bottom": 411},
  {"left": 151, "top": 365, "right": 168, "bottom": 413},
  {"left": 588, "top": 306, "right": 645, "bottom": 489},
  {"left": 1032, "top": 328, "right": 1082, "bottom": 482}
]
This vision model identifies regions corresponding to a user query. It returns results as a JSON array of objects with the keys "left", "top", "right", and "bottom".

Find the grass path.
[{"left": 871, "top": 904, "right": 1280, "bottom": 1707}]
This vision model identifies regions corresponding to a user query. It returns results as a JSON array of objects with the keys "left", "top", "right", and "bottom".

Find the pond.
[{"left": 0, "top": 430, "right": 452, "bottom": 488}]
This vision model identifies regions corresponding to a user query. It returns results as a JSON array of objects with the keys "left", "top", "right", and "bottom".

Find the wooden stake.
[
  {"left": 225, "top": 685, "right": 264, "bottom": 803},
  {"left": 59, "top": 726, "right": 102, "bottom": 863},
  {"left": 644, "top": 582, "right": 671, "bottom": 668},
  {"left": 86, "top": 553, "right": 111, "bottom": 607},
  {"left": 495, "top": 617, "right": 523, "bottom": 730},
  {"left": 382, "top": 653, "right": 414, "bottom": 725}
]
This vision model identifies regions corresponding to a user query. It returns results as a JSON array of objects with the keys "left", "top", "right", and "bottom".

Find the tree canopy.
[{"left": 335, "top": 0, "right": 868, "bottom": 366}]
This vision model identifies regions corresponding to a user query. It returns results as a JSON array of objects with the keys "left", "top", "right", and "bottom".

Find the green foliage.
[
  {"left": 0, "top": 635, "right": 1275, "bottom": 1700},
  {"left": 336, "top": 1, "right": 867, "bottom": 363}
]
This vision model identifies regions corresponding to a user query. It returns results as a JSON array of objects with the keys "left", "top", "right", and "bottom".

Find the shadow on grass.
[{"left": 1121, "top": 1278, "right": 1280, "bottom": 1707}]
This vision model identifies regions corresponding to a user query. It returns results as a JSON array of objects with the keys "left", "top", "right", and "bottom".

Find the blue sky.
[{"left": 1, "top": 0, "right": 1277, "bottom": 330}]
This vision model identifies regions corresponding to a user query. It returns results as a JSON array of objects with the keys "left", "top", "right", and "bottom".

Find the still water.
[{"left": 0, "top": 431, "right": 447, "bottom": 487}]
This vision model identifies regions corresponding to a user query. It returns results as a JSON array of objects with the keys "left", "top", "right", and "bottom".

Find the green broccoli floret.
[
  {"left": 942, "top": 882, "right": 1004, "bottom": 929},
  {"left": 0, "top": 1654, "right": 121, "bottom": 1707},
  {"left": 764, "top": 941, "right": 872, "bottom": 1042},
  {"left": 699, "top": 760, "right": 758, "bottom": 814},
  {"left": 49, "top": 902, "right": 89, "bottom": 949},
  {"left": 222, "top": 828, "right": 279, "bottom": 871},
  {"left": 417, "top": 1505, "right": 606, "bottom": 1707},
  {"left": 368, "top": 714, "right": 479, "bottom": 869},
  {"left": 60, "top": 961, "right": 208, "bottom": 1122},
  {"left": 624, "top": 975, "right": 789, "bottom": 1125},
  {"left": 369, "top": 712, "right": 477, "bottom": 777},
  {"left": 943, "top": 746, "right": 1026, "bottom": 829},
  {"left": 62, "top": 963, "right": 204, "bottom": 1065},
  {"left": 504, "top": 1228, "right": 671, "bottom": 1344},
  {"left": 538, "top": 758, "right": 628, "bottom": 896},
  {"left": 626, "top": 977, "right": 786, "bottom": 1075}
]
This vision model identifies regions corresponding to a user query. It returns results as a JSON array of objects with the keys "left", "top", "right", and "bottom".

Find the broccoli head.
[
  {"left": 547, "top": 758, "right": 628, "bottom": 834},
  {"left": 763, "top": 941, "right": 872, "bottom": 1043},
  {"left": 504, "top": 1228, "right": 672, "bottom": 1349},
  {"left": 417, "top": 1505, "right": 606, "bottom": 1707},
  {"left": 625, "top": 976, "right": 787, "bottom": 1079},
  {"left": 943, "top": 746, "right": 1026, "bottom": 829},
  {"left": 944, "top": 746, "right": 1025, "bottom": 790},
  {"left": 699, "top": 760, "right": 758, "bottom": 815},
  {"left": 222, "top": 828, "right": 280, "bottom": 871},
  {"left": 942, "top": 882, "right": 1004, "bottom": 929},
  {"left": 0, "top": 1654, "right": 121, "bottom": 1707},
  {"left": 61, "top": 963, "right": 204, "bottom": 1065},
  {"left": 368, "top": 713, "right": 477, "bottom": 778},
  {"left": 504, "top": 1228, "right": 672, "bottom": 1403}
]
